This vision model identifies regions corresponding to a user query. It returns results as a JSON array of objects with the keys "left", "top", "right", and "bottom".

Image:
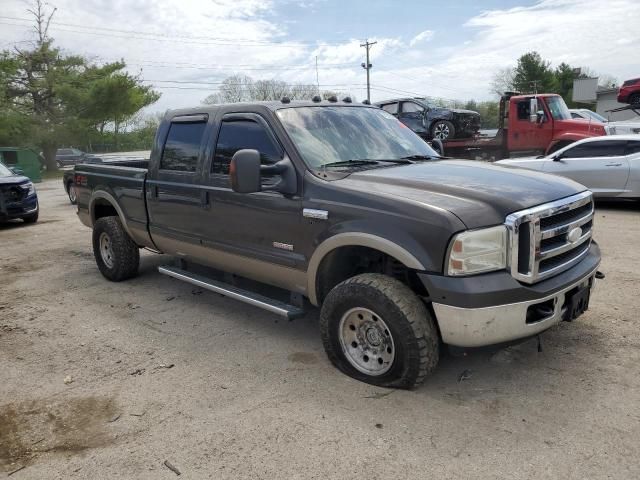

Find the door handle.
[{"left": 605, "top": 163, "right": 622, "bottom": 167}]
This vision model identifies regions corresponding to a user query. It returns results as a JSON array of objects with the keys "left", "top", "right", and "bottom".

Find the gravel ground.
[{"left": 1, "top": 179, "right": 639, "bottom": 479}]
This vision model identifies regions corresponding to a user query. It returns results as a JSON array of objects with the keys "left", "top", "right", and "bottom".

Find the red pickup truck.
[{"left": 439, "top": 93, "right": 605, "bottom": 159}]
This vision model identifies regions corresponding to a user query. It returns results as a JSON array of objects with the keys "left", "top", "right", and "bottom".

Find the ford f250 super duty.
[{"left": 73, "top": 98, "right": 601, "bottom": 389}]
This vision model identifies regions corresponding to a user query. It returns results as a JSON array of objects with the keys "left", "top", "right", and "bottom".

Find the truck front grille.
[{"left": 506, "top": 191, "right": 594, "bottom": 284}]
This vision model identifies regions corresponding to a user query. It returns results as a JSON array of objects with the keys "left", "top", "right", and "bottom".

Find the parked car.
[
  {"left": 56, "top": 148, "right": 86, "bottom": 167},
  {"left": 72, "top": 99, "right": 601, "bottom": 389},
  {"left": 497, "top": 135, "right": 640, "bottom": 199},
  {"left": 569, "top": 108, "right": 640, "bottom": 135},
  {"left": 0, "top": 160, "right": 39, "bottom": 223},
  {"left": 374, "top": 97, "right": 481, "bottom": 141},
  {"left": 617, "top": 77, "right": 640, "bottom": 105}
]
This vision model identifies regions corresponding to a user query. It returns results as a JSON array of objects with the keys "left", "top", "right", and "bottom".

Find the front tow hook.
[{"left": 595, "top": 271, "right": 605, "bottom": 280}]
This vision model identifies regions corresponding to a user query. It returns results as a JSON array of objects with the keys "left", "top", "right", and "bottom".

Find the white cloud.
[
  {"left": 1, "top": 0, "right": 638, "bottom": 109},
  {"left": 409, "top": 30, "right": 434, "bottom": 47}
]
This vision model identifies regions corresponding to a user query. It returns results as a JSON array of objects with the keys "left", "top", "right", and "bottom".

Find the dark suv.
[{"left": 375, "top": 97, "right": 480, "bottom": 141}]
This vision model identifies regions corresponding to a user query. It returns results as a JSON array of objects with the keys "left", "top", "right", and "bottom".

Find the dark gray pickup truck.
[{"left": 74, "top": 99, "right": 601, "bottom": 388}]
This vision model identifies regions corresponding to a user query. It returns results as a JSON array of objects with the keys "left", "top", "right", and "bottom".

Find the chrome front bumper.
[{"left": 432, "top": 268, "right": 598, "bottom": 347}]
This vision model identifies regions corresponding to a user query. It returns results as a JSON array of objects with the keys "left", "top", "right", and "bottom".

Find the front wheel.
[
  {"left": 431, "top": 120, "right": 456, "bottom": 140},
  {"left": 22, "top": 210, "right": 39, "bottom": 224},
  {"left": 320, "top": 273, "right": 439, "bottom": 389},
  {"left": 92, "top": 216, "right": 140, "bottom": 281}
]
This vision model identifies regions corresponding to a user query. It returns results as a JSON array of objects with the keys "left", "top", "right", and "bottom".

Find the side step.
[{"left": 158, "top": 265, "right": 305, "bottom": 319}]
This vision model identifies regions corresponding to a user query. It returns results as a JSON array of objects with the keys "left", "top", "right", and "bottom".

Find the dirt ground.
[{"left": 1, "top": 179, "right": 639, "bottom": 480}]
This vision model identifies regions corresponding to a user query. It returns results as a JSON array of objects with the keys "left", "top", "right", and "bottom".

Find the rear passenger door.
[
  {"left": 544, "top": 140, "right": 630, "bottom": 196},
  {"left": 202, "top": 113, "right": 304, "bottom": 272},
  {"left": 146, "top": 115, "right": 209, "bottom": 254}
]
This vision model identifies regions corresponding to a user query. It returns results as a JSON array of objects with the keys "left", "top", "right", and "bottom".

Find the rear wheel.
[
  {"left": 92, "top": 216, "right": 139, "bottom": 281},
  {"left": 431, "top": 120, "right": 456, "bottom": 140},
  {"left": 67, "top": 182, "right": 77, "bottom": 205},
  {"left": 629, "top": 93, "right": 640, "bottom": 105},
  {"left": 320, "top": 273, "right": 439, "bottom": 389}
]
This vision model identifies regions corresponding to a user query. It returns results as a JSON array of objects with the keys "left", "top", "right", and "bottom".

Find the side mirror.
[
  {"left": 529, "top": 98, "right": 538, "bottom": 123},
  {"left": 230, "top": 149, "right": 261, "bottom": 193},
  {"left": 230, "top": 149, "right": 298, "bottom": 195},
  {"left": 552, "top": 153, "right": 564, "bottom": 162}
]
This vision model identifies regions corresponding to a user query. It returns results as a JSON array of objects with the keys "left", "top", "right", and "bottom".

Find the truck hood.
[
  {"left": 555, "top": 118, "right": 606, "bottom": 137},
  {"left": 0, "top": 175, "right": 30, "bottom": 186},
  {"left": 449, "top": 108, "right": 480, "bottom": 116},
  {"left": 337, "top": 160, "right": 586, "bottom": 229}
]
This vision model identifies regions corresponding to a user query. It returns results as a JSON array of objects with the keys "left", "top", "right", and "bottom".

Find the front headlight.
[
  {"left": 22, "top": 182, "right": 36, "bottom": 196},
  {"left": 446, "top": 225, "right": 508, "bottom": 276}
]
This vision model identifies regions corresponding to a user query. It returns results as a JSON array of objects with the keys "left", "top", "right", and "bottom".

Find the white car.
[
  {"left": 569, "top": 108, "right": 640, "bottom": 135},
  {"left": 497, "top": 135, "right": 640, "bottom": 199}
]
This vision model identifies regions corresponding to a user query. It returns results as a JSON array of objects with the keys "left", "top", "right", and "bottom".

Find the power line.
[{"left": 0, "top": 16, "right": 354, "bottom": 48}]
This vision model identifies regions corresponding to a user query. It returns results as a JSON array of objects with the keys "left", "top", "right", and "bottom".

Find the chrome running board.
[{"left": 158, "top": 265, "right": 305, "bottom": 319}]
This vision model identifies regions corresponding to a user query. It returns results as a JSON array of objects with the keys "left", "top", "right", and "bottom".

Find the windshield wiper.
[
  {"left": 400, "top": 154, "right": 440, "bottom": 161},
  {"left": 322, "top": 159, "right": 381, "bottom": 168}
]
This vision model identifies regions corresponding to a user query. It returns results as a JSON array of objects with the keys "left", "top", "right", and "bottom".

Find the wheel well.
[
  {"left": 93, "top": 199, "right": 118, "bottom": 222},
  {"left": 315, "top": 246, "right": 427, "bottom": 304},
  {"left": 547, "top": 140, "right": 573, "bottom": 154}
]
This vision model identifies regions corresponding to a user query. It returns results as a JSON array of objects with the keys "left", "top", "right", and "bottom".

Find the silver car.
[{"left": 497, "top": 135, "right": 640, "bottom": 199}]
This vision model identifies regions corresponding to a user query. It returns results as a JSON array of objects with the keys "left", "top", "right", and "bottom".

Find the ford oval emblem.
[{"left": 567, "top": 227, "right": 582, "bottom": 244}]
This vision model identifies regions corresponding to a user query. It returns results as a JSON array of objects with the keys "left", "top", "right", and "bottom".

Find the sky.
[{"left": 1, "top": 0, "right": 639, "bottom": 114}]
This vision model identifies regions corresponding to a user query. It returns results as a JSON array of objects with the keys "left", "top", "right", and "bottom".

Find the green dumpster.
[{"left": 0, "top": 147, "right": 42, "bottom": 182}]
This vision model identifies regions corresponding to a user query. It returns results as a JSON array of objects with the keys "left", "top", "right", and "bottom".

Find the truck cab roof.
[{"left": 165, "top": 99, "right": 370, "bottom": 119}]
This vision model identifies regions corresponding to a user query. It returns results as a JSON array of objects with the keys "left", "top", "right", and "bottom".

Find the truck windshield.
[
  {"left": 276, "top": 106, "right": 440, "bottom": 169},
  {"left": 546, "top": 96, "right": 572, "bottom": 120}
]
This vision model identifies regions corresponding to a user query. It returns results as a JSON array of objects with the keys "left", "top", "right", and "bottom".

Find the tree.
[
  {"left": 511, "top": 51, "right": 556, "bottom": 94},
  {"left": 491, "top": 67, "right": 515, "bottom": 96},
  {"left": 0, "top": 1, "right": 160, "bottom": 169},
  {"left": 202, "top": 74, "right": 349, "bottom": 104}
]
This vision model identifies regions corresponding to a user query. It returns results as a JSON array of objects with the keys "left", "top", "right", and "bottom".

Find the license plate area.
[{"left": 562, "top": 284, "right": 591, "bottom": 322}]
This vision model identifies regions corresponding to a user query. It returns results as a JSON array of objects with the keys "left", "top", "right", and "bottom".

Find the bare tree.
[
  {"left": 490, "top": 67, "right": 515, "bottom": 96},
  {"left": 290, "top": 83, "right": 319, "bottom": 100}
]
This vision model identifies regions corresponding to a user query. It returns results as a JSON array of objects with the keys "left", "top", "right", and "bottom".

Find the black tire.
[
  {"left": 629, "top": 93, "right": 640, "bottom": 105},
  {"left": 92, "top": 216, "right": 139, "bottom": 281},
  {"left": 320, "top": 273, "right": 439, "bottom": 389},
  {"left": 22, "top": 210, "right": 39, "bottom": 224},
  {"left": 431, "top": 120, "right": 456, "bottom": 140},
  {"left": 67, "top": 181, "right": 77, "bottom": 205}
]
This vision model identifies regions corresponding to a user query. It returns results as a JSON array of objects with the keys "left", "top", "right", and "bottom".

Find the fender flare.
[
  {"left": 89, "top": 190, "right": 134, "bottom": 239},
  {"left": 306, "top": 232, "right": 426, "bottom": 306}
]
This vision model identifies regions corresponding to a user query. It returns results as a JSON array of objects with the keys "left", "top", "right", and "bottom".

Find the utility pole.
[
  {"left": 315, "top": 56, "right": 320, "bottom": 94},
  {"left": 360, "top": 39, "right": 377, "bottom": 102}
]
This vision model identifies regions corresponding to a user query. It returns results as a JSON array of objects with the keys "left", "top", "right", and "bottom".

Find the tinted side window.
[
  {"left": 517, "top": 101, "right": 531, "bottom": 120},
  {"left": 563, "top": 141, "right": 627, "bottom": 158},
  {"left": 58, "top": 149, "right": 73, "bottom": 155},
  {"left": 571, "top": 112, "right": 582, "bottom": 119},
  {"left": 212, "top": 120, "right": 281, "bottom": 175},
  {"left": 160, "top": 121, "right": 206, "bottom": 172},
  {"left": 381, "top": 103, "right": 398, "bottom": 115},
  {"left": 626, "top": 141, "right": 640, "bottom": 155},
  {"left": 401, "top": 102, "right": 424, "bottom": 113}
]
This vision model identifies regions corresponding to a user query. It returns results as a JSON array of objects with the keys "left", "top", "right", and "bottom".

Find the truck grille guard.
[{"left": 505, "top": 191, "right": 594, "bottom": 284}]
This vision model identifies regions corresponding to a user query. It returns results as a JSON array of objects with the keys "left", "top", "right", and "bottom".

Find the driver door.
[
  {"left": 398, "top": 101, "right": 428, "bottom": 136},
  {"left": 543, "top": 140, "right": 630, "bottom": 196}
]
